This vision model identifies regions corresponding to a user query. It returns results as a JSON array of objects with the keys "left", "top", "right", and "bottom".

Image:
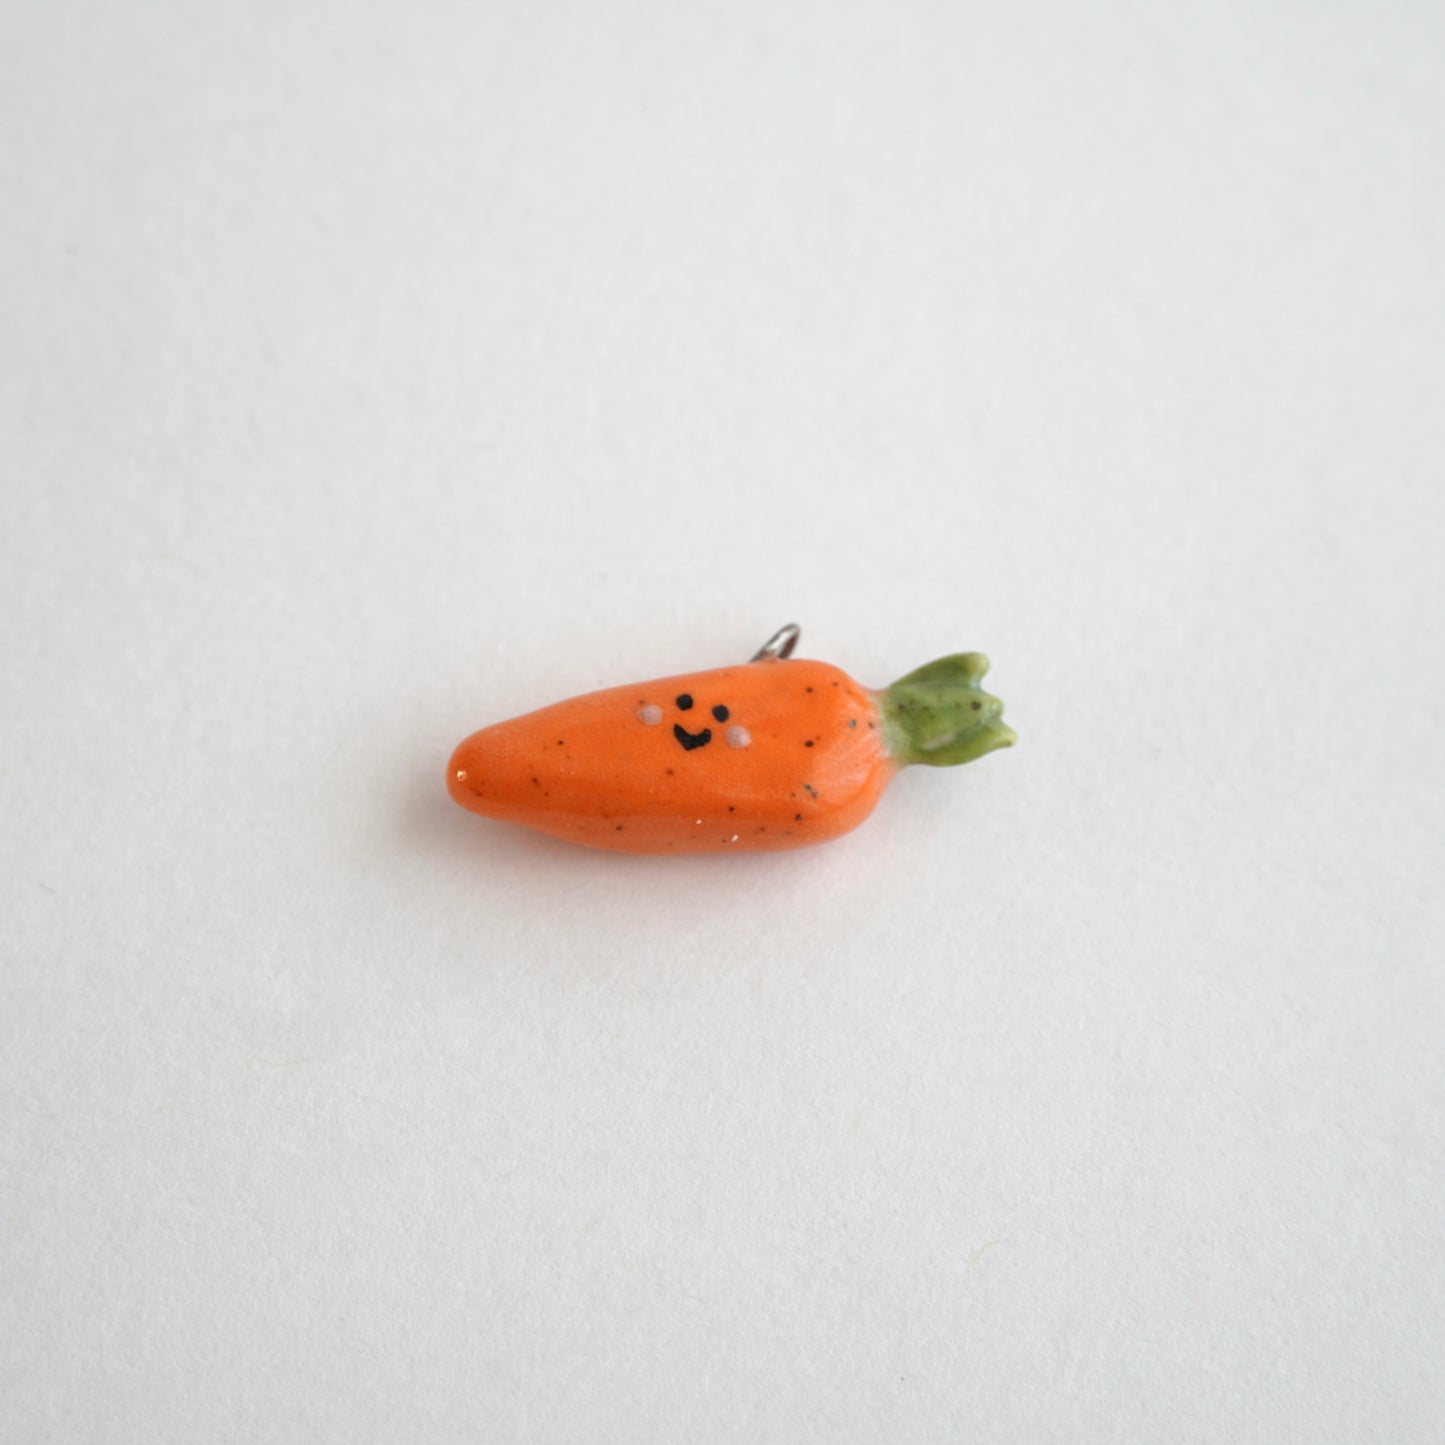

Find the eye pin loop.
[{"left": 749, "top": 623, "right": 800, "bottom": 663}]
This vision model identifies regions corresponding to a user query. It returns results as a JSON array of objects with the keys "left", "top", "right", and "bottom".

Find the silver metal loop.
[{"left": 748, "top": 623, "right": 800, "bottom": 663}]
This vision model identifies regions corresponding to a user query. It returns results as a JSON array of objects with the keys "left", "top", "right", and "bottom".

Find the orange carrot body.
[{"left": 447, "top": 659, "right": 894, "bottom": 854}]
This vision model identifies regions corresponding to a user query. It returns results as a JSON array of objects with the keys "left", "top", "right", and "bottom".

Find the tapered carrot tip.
[{"left": 447, "top": 630, "right": 1012, "bottom": 855}]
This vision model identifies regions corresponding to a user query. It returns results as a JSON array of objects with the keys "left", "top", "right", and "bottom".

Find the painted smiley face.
[
  {"left": 637, "top": 694, "right": 751, "bottom": 751},
  {"left": 672, "top": 692, "right": 725, "bottom": 750}
]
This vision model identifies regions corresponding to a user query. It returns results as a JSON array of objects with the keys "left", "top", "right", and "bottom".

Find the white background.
[{"left": 3, "top": 1, "right": 1442, "bottom": 1440}]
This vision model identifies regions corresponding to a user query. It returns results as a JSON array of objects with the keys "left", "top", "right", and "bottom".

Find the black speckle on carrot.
[
  {"left": 804, "top": 740, "right": 814, "bottom": 747},
  {"left": 849, "top": 718, "right": 857, "bottom": 727},
  {"left": 794, "top": 812, "right": 802, "bottom": 821}
]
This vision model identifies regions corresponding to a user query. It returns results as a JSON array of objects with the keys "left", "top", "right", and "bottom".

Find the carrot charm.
[{"left": 446, "top": 625, "right": 1014, "bottom": 855}]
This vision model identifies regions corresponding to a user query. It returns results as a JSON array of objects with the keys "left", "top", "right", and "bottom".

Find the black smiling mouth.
[{"left": 673, "top": 723, "right": 713, "bottom": 751}]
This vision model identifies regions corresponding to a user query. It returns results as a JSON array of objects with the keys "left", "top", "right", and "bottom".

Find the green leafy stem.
[{"left": 879, "top": 652, "right": 1015, "bottom": 767}]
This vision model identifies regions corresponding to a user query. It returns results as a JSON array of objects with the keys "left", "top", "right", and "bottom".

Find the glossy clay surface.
[{"left": 448, "top": 659, "right": 892, "bottom": 854}]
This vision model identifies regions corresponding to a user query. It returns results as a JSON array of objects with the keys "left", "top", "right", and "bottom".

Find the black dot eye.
[
  {"left": 712, "top": 704, "right": 729, "bottom": 722},
  {"left": 675, "top": 693, "right": 693, "bottom": 711}
]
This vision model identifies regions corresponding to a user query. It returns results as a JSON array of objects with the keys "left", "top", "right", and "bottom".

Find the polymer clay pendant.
[{"left": 446, "top": 625, "right": 1014, "bottom": 855}]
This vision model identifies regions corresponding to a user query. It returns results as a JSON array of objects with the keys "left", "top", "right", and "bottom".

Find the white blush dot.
[
  {"left": 455, "top": 770, "right": 467, "bottom": 782},
  {"left": 637, "top": 704, "right": 663, "bottom": 725},
  {"left": 724, "top": 724, "right": 751, "bottom": 749}
]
